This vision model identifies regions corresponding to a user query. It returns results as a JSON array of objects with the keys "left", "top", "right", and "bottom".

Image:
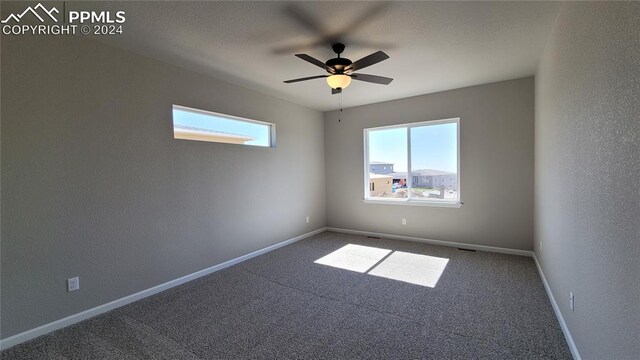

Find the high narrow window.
[
  {"left": 364, "top": 118, "right": 460, "bottom": 207},
  {"left": 172, "top": 105, "right": 274, "bottom": 147}
]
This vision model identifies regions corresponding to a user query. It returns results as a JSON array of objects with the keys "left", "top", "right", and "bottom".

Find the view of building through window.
[
  {"left": 172, "top": 105, "right": 273, "bottom": 147},
  {"left": 365, "top": 119, "right": 459, "bottom": 203}
]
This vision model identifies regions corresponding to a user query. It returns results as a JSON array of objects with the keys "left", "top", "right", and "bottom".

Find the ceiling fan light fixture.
[{"left": 326, "top": 74, "right": 351, "bottom": 90}]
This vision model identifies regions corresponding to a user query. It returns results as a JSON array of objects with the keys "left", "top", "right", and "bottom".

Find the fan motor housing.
[{"left": 326, "top": 57, "right": 352, "bottom": 73}]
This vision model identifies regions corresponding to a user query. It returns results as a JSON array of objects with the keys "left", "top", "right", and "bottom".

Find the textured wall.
[
  {"left": 1, "top": 35, "right": 325, "bottom": 338},
  {"left": 535, "top": 2, "right": 640, "bottom": 358},
  {"left": 324, "top": 77, "right": 534, "bottom": 250}
]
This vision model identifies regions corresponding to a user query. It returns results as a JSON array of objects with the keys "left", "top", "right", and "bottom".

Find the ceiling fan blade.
[
  {"left": 347, "top": 51, "right": 389, "bottom": 71},
  {"left": 295, "top": 54, "right": 333, "bottom": 72},
  {"left": 284, "top": 4, "right": 327, "bottom": 36},
  {"left": 350, "top": 73, "right": 393, "bottom": 85},
  {"left": 340, "top": 2, "right": 390, "bottom": 38},
  {"left": 273, "top": 39, "right": 328, "bottom": 55},
  {"left": 284, "top": 75, "right": 329, "bottom": 83},
  {"left": 332, "top": 88, "right": 342, "bottom": 95}
]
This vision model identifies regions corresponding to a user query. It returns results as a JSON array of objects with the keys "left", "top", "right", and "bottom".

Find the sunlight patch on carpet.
[
  {"left": 314, "top": 244, "right": 392, "bottom": 273},
  {"left": 315, "top": 244, "right": 449, "bottom": 287}
]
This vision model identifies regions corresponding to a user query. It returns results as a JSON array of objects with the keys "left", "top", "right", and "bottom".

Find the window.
[
  {"left": 172, "top": 105, "right": 274, "bottom": 147},
  {"left": 364, "top": 118, "right": 460, "bottom": 207}
]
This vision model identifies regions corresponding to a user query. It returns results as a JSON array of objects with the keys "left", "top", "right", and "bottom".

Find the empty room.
[{"left": 1, "top": 1, "right": 638, "bottom": 359}]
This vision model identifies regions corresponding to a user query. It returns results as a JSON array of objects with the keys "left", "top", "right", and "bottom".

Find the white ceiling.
[{"left": 87, "top": 1, "right": 560, "bottom": 111}]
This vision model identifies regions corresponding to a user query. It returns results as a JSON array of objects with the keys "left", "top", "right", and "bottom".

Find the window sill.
[{"left": 363, "top": 199, "right": 463, "bottom": 208}]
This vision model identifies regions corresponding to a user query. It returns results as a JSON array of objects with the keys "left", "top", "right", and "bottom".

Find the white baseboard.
[
  {"left": 532, "top": 254, "right": 581, "bottom": 360},
  {"left": 2, "top": 227, "right": 580, "bottom": 359},
  {"left": 326, "top": 227, "right": 534, "bottom": 257},
  {"left": 0, "top": 227, "right": 326, "bottom": 351}
]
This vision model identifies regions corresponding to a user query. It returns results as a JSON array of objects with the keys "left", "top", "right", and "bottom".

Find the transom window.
[
  {"left": 364, "top": 118, "right": 461, "bottom": 207},
  {"left": 172, "top": 105, "right": 275, "bottom": 147}
]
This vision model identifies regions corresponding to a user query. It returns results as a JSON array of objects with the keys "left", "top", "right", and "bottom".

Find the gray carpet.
[{"left": 1, "top": 231, "right": 572, "bottom": 359}]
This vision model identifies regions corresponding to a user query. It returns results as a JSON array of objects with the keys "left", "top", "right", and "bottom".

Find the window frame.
[
  {"left": 172, "top": 104, "right": 276, "bottom": 148},
  {"left": 363, "top": 117, "right": 462, "bottom": 208}
]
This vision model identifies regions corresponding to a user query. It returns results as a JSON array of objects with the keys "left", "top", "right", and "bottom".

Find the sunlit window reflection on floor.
[
  {"left": 314, "top": 244, "right": 392, "bottom": 273},
  {"left": 368, "top": 251, "right": 449, "bottom": 287},
  {"left": 314, "top": 244, "right": 449, "bottom": 288}
]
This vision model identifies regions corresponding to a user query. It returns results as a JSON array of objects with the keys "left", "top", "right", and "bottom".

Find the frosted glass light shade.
[{"left": 326, "top": 74, "right": 351, "bottom": 89}]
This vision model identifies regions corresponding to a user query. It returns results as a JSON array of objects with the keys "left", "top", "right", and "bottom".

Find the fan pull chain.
[{"left": 338, "top": 92, "right": 343, "bottom": 122}]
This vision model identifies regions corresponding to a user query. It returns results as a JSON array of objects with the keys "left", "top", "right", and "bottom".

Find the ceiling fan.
[{"left": 284, "top": 43, "right": 393, "bottom": 94}]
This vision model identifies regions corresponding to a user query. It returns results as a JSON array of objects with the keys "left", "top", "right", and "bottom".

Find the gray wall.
[
  {"left": 324, "top": 77, "right": 534, "bottom": 250},
  {"left": 1, "top": 35, "right": 325, "bottom": 338},
  {"left": 535, "top": 2, "right": 640, "bottom": 359}
]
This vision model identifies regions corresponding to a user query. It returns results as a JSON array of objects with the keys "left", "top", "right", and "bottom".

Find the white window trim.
[
  {"left": 363, "top": 199, "right": 462, "bottom": 208},
  {"left": 363, "top": 117, "right": 462, "bottom": 207},
  {"left": 172, "top": 104, "right": 277, "bottom": 147}
]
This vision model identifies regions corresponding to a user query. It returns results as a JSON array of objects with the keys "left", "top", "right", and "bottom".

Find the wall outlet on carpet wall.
[
  {"left": 402, "top": 218, "right": 407, "bottom": 225},
  {"left": 67, "top": 277, "right": 80, "bottom": 292},
  {"left": 306, "top": 216, "right": 309, "bottom": 223},
  {"left": 569, "top": 292, "right": 574, "bottom": 311}
]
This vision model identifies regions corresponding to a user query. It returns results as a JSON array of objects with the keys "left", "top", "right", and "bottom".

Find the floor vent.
[
  {"left": 458, "top": 248, "right": 477, "bottom": 252},
  {"left": 367, "top": 236, "right": 381, "bottom": 239}
]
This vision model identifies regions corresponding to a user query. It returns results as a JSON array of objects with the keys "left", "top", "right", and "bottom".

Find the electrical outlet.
[
  {"left": 540, "top": 241, "right": 543, "bottom": 251},
  {"left": 569, "top": 292, "right": 574, "bottom": 311},
  {"left": 67, "top": 277, "right": 80, "bottom": 292},
  {"left": 401, "top": 218, "right": 407, "bottom": 225},
  {"left": 305, "top": 216, "right": 310, "bottom": 223}
]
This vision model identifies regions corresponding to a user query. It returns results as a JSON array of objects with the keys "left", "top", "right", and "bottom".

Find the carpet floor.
[{"left": 1, "top": 231, "right": 572, "bottom": 359}]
